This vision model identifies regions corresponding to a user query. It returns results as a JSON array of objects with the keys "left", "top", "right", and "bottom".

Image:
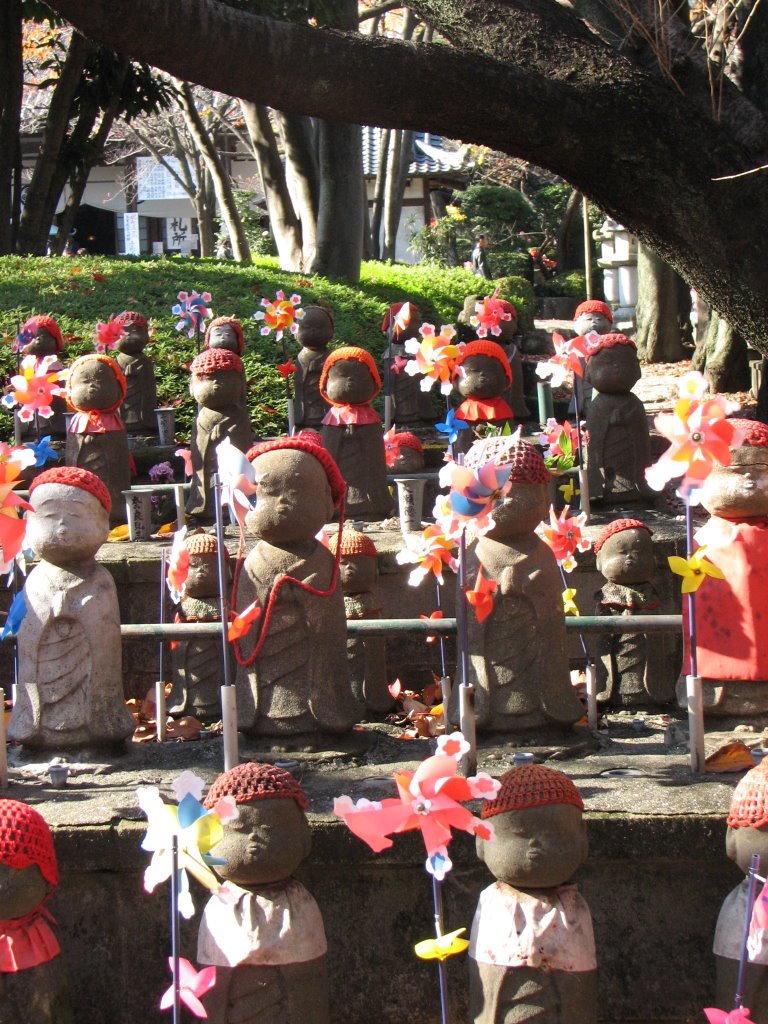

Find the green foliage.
[
  {"left": 0, "top": 255, "right": 535, "bottom": 441},
  {"left": 535, "top": 271, "right": 597, "bottom": 300},
  {"left": 215, "top": 191, "right": 276, "bottom": 257},
  {"left": 490, "top": 251, "right": 532, "bottom": 280},
  {"left": 454, "top": 184, "right": 535, "bottom": 239}
]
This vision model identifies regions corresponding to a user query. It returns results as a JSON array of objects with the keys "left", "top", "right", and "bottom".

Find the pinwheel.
[
  {"left": 215, "top": 437, "right": 259, "bottom": 532},
  {"left": 540, "top": 505, "right": 590, "bottom": 573},
  {"left": 253, "top": 290, "right": 304, "bottom": 342},
  {"left": 465, "top": 566, "right": 496, "bottom": 623},
  {"left": 1, "top": 590, "right": 27, "bottom": 640},
  {"left": 395, "top": 524, "right": 457, "bottom": 587},
  {"left": 404, "top": 324, "right": 460, "bottom": 394},
  {"left": 2, "top": 355, "right": 65, "bottom": 422},
  {"left": 435, "top": 408, "right": 470, "bottom": 447},
  {"left": 160, "top": 958, "right": 216, "bottom": 1018},
  {"left": 447, "top": 460, "right": 512, "bottom": 522},
  {"left": 277, "top": 357, "right": 297, "bottom": 378},
  {"left": 228, "top": 599, "right": 261, "bottom": 641},
  {"left": 172, "top": 290, "right": 212, "bottom": 340},
  {"left": 414, "top": 928, "right": 469, "bottom": 962},
  {"left": 93, "top": 316, "right": 124, "bottom": 354},
  {"left": 25, "top": 435, "right": 58, "bottom": 468},
  {"left": 535, "top": 332, "right": 589, "bottom": 389},
  {"left": 383, "top": 427, "right": 401, "bottom": 468},
  {"left": 562, "top": 588, "right": 579, "bottom": 616},
  {"left": 668, "top": 546, "right": 724, "bottom": 594},
  {"left": 166, "top": 528, "right": 190, "bottom": 603},
  {"left": 469, "top": 292, "right": 512, "bottom": 338}
]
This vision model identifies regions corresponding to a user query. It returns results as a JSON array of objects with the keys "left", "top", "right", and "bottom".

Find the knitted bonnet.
[
  {"left": 0, "top": 799, "right": 59, "bottom": 888},
  {"left": 481, "top": 764, "right": 584, "bottom": 819},
  {"left": 203, "top": 762, "right": 308, "bottom": 811},
  {"left": 594, "top": 518, "right": 653, "bottom": 555},
  {"left": 30, "top": 466, "right": 112, "bottom": 515}
]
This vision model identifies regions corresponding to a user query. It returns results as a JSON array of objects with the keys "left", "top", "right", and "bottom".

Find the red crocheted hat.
[
  {"left": 30, "top": 465, "right": 112, "bottom": 515},
  {"left": 247, "top": 436, "right": 346, "bottom": 509},
  {"left": 574, "top": 300, "right": 613, "bottom": 324},
  {"left": 453, "top": 340, "right": 513, "bottom": 386},
  {"left": 319, "top": 346, "right": 382, "bottom": 402},
  {"left": 22, "top": 315, "right": 63, "bottom": 352},
  {"left": 204, "top": 316, "right": 244, "bottom": 355},
  {"left": 586, "top": 332, "right": 636, "bottom": 358},
  {"left": 594, "top": 518, "right": 653, "bottom": 555},
  {"left": 69, "top": 354, "right": 127, "bottom": 412},
  {"left": 203, "top": 762, "right": 308, "bottom": 811},
  {"left": 0, "top": 799, "right": 59, "bottom": 888},
  {"left": 114, "top": 310, "right": 149, "bottom": 330},
  {"left": 395, "top": 432, "right": 424, "bottom": 454},
  {"left": 190, "top": 348, "right": 244, "bottom": 377},
  {"left": 727, "top": 757, "right": 768, "bottom": 828},
  {"left": 497, "top": 298, "right": 518, "bottom": 320},
  {"left": 329, "top": 527, "right": 377, "bottom": 559},
  {"left": 481, "top": 764, "right": 584, "bottom": 819},
  {"left": 185, "top": 532, "right": 219, "bottom": 556},
  {"left": 381, "top": 302, "right": 420, "bottom": 335},
  {"left": 465, "top": 437, "right": 550, "bottom": 485},
  {"left": 739, "top": 420, "right": 768, "bottom": 449}
]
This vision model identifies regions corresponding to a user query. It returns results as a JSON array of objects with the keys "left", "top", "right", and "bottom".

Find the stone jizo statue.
[
  {"left": 16, "top": 315, "right": 66, "bottom": 437},
  {"left": 381, "top": 302, "right": 435, "bottom": 426},
  {"left": 458, "top": 296, "right": 529, "bottom": 420},
  {"left": 570, "top": 299, "right": 614, "bottom": 416},
  {"left": 452, "top": 341, "right": 514, "bottom": 456},
  {"left": 113, "top": 310, "right": 157, "bottom": 432},
  {"left": 295, "top": 305, "right": 334, "bottom": 428},
  {"left": 205, "top": 316, "right": 245, "bottom": 356}
]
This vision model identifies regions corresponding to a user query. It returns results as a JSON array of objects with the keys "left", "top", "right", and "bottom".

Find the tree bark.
[
  {"left": 382, "top": 128, "right": 413, "bottom": 262},
  {"left": 692, "top": 309, "right": 750, "bottom": 392},
  {"left": 0, "top": 0, "right": 23, "bottom": 254},
  {"left": 312, "top": 119, "right": 364, "bottom": 280},
  {"left": 276, "top": 112, "right": 320, "bottom": 267},
  {"left": 634, "top": 243, "right": 689, "bottom": 363},
  {"left": 41, "top": 0, "right": 768, "bottom": 347},
  {"left": 554, "top": 188, "right": 581, "bottom": 273},
  {"left": 370, "top": 127, "right": 391, "bottom": 261}
]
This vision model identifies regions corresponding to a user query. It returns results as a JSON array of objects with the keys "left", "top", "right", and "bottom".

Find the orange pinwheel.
[
  {"left": 465, "top": 566, "right": 496, "bottom": 623},
  {"left": 540, "top": 505, "right": 590, "bottom": 572},
  {"left": 403, "top": 323, "right": 460, "bottom": 395},
  {"left": 396, "top": 524, "right": 457, "bottom": 586},
  {"left": 228, "top": 599, "right": 262, "bottom": 641}
]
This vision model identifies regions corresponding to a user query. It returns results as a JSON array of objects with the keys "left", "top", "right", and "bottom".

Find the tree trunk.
[
  {"left": 370, "top": 127, "right": 390, "bottom": 261},
  {"left": 634, "top": 243, "right": 689, "bottom": 363},
  {"left": 692, "top": 309, "right": 750, "bottom": 392},
  {"left": 196, "top": 166, "right": 216, "bottom": 256},
  {"left": 16, "top": 32, "right": 92, "bottom": 255},
  {"left": 176, "top": 80, "right": 251, "bottom": 262},
  {"left": 276, "top": 111, "right": 319, "bottom": 267},
  {"left": 312, "top": 120, "right": 364, "bottom": 281},
  {"left": 239, "top": 100, "right": 304, "bottom": 270},
  {"left": 554, "top": 188, "right": 581, "bottom": 273},
  {"left": 382, "top": 128, "right": 414, "bottom": 262},
  {"left": 0, "top": 0, "right": 22, "bottom": 254}
]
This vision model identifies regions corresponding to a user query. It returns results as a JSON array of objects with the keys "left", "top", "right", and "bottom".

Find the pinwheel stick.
[
  {"left": 572, "top": 389, "right": 590, "bottom": 521},
  {"left": 156, "top": 547, "right": 168, "bottom": 743},
  {"left": 557, "top": 564, "right": 595, "bottom": 727},
  {"left": 457, "top": 532, "right": 477, "bottom": 776},
  {"left": 435, "top": 580, "right": 451, "bottom": 708},
  {"left": 735, "top": 853, "right": 761, "bottom": 1009},
  {"left": 0, "top": 688, "right": 7, "bottom": 789},
  {"left": 213, "top": 474, "right": 238, "bottom": 771},
  {"left": 432, "top": 877, "right": 451, "bottom": 1024},
  {"left": 170, "top": 836, "right": 181, "bottom": 1024},
  {"left": 384, "top": 310, "right": 394, "bottom": 431},
  {"left": 684, "top": 496, "right": 705, "bottom": 773}
]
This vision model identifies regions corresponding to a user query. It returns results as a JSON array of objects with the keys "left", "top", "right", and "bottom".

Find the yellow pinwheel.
[
  {"left": 563, "top": 588, "right": 579, "bottom": 616},
  {"left": 414, "top": 928, "right": 470, "bottom": 962},
  {"left": 558, "top": 477, "right": 579, "bottom": 504},
  {"left": 668, "top": 546, "right": 724, "bottom": 594}
]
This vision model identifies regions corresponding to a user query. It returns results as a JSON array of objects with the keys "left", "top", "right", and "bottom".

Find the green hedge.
[{"left": 0, "top": 255, "right": 537, "bottom": 439}]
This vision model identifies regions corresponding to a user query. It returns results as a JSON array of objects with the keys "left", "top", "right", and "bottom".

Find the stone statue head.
[
  {"left": 67, "top": 354, "right": 126, "bottom": 413},
  {"left": 27, "top": 467, "right": 111, "bottom": 566},
  {"left": 114, "top": 311, "right": 150, "bottom": 356},
  {"left": 184, "top": 530, "right": 229, "bottom": 597},
  {"left": 476, "top": 764, "right": 588, "bottom": 889},
  {"left": 203, "top": 762, "right": 311, "bottom": 887},
  {"left": 329, "top": 528, "right": 377, "bottom": 594},
  {"left": 390, "top": 432, "right": 425, "bottom": 473},
  {"left": 574, "top": 299, "right": 613, "bottom": 339},
  {"left": 725, "top": 757, "right": 768, "bottom": 874},
  {"left": 584, "top": 333, "right": 640, "bottom": 394},
  {"left": 700, "top": 420, "right": 768, "bottom": 521},
  {"left": 319, "top": 347, "right": 381, "bottom": 407},
  {"left": 205, "top": 316, "right": 244, "bottom": 356},
  {"left": 297, "top": 305, "right": 335, "bottom": 351},
  {"left": 189, "top": 348, "right": 246, "bottom": 409},
  {"left": 19, "top": 315, "right": 63, "bottom": 358},
  {"left": 0, "top": 799, "right": 59, "bottom": 920},
  {"left": 594, "top": 518, "right": 655, "bottom": 585},
  {"left": 452, "top": 341, "right": 512, "bottom": 400},
  {"left": 465, "top": 437, "right": 550, "bottom": 537}
]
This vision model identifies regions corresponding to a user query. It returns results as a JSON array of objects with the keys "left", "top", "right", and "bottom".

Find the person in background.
[{"left": 472, "top": 233, "right": 493, "bottom": 279}]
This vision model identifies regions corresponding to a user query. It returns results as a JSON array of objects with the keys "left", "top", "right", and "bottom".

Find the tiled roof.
[{"left": 361, "top": 127, "right": 473, "bottom": 177}]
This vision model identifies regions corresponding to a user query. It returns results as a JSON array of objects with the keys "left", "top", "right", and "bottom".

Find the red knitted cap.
[
  {"left": 574, "top": 300, "right": 613, "bottom": 324},
  {"left": 203, "top": 762, "right": 308, "bottom": 811},
  {"left": 465, "top": 437, "right": 550, "bottom": 485},
  {"left": 739, "top": 420, "right": 768, "bottom": 450},
  {"left": 586, "top": 332, "right": 636, "bottom": 358},
  {"left": 247, "top": 437, "right": 346, "bottom": 509},
  {"left": 453, "top": 340, "right": 513, "bottom": 386},
  {"left": 395, "top": 432, "right": 424, "bottom": 454},
  {"left": 594, "top": 518, "right": 653, "bottom": 555},
  {"left": 329, "top": 528, "right": 377, "bottom": 558},
  {"left": 496, "top": 299, "right": 518, "bottom": 320},
  {"left": 69, "top": 354, "right": 127, "bottom": 412},
  {"left": 0, "top": 799, "right": 59, "bottom": 888},
  {"left": 481, "top": 765, "right": 584, "bottom": 819},
  {"left": 205, "top": 316, "right": 244, "bottom": 355},
  {"left": 381, "top": 302, "right": 420, "bottom": 335},
  {"left": 114, "top": 310, "right": 149, "bottom": 329},
  {"left": 727, "top": 757, "right": 768, "bottom": 828},
  {"left": 22, "top": 315, "right": 63, "bottom": 352},
  {"left": 185, "top": 532, "right": 219, "bottom": 556},
  {"left": 319, "top": 346, "right": 381, "bottom": 402},
  {"left": 30, "top": 465, "right": 112, "bottom": 514},
  {"left": 190, "top": 348, "right": 244, "bottom": 377}
]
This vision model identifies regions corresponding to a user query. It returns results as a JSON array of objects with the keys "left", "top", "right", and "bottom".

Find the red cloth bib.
[
  {"left": 455, "top": 397, "right": 514, "bottom": 423},
  {"left": 0, "top": 907, "right": 60, "bottom": 972},
  {"left": 68, "top": 410, "right": 125, "bottom": 434},
  {"left": 321, "top": 405, "right": 381, "bottom": 426}
]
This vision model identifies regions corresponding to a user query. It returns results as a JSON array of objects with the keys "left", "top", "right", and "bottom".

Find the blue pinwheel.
[
  {"left": 25, "top": 436, "right": 58, "bottom": 468},
  {"left": 172, "top": 291, "right": 212, "bottom": 340},
  {"left": 12, "top": 325, "right": 34, "bottom": 355},
  {"left": 2, "top": 590, "right": 27, "bottom": 640},
  {"left": 449, "top": 461, "right": 512, "bottom": 519},
  {"left": 435, "top": 408, "right": 470, "bottom": 446}
]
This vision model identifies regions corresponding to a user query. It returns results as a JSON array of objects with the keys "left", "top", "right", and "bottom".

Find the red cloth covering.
[
  {"left": 321, "top": 405, "right": 381, "bottom": 427},
  {"left": 455, "top": 396, "right": 514, "bottom": 423},
  {"left": 0, "top": 907, "right": 60, "bottom": 972},
  {"left": 68, "top": 411, "right": 125, "bottom": 434},
  {"left": 684, "top": 519, "right": 768, "bottom": 679}
]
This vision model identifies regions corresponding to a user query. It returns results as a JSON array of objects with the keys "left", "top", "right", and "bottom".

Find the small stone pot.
[
  {"left": 394, "top": 476, "right": 426, "bottom": 533},
  {"left": 123, "top": 489, "right": 153, "bottom": 541},
  {"left": 155, "top": 407, "right": 176, "bottom": 446}
]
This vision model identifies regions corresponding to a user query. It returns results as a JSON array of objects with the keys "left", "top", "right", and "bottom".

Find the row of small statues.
[{"left": 3, "top": 754, "right": 768, "bottom": 1023}]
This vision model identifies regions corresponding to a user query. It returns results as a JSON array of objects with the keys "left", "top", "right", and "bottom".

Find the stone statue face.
[
  {"left": 596, "top": 528, "right": 655, "bottom": 585},
  {"left": 69, "top": 359, "right": 123, "bottom": 412},
  {"left": 297, "top": 306, "right": 333, "bottom": 351},
  {"left": 211, "top": 799, "right": 311, "bottom": 887},
  {"left": 207, "top": 322, "right": 240, "bottom": 353},
  {"left": 116, "top": 321, "right": 149, "bottom": 356},
  {"left": 486, "top": 482, "right": 549, "bottom": 538},
  {"left": 585, "top": 346, "right": 641, "bottom": 394},
  {"left": 246, "top": 449, "right": 334, "bottom": 544},
  {"left": 22, "top": 327, "right": 58, "bottom": 358},
  {"left": 339, "top": 553, "right": 376, "bottom": 594},
  {"left": 27, "top": 484, "right": 109, "bottom": 565},
  {"left": 190, "top": 370, "right": 244, "bottom": 410},
  {"left": 497, "top": 318, "right": 519, "bottom": 342},
  {"left": 700, "top": 447, "right": 768, "bottom": 520},
  {"left": 575, "top": 312, "right": 611, "bottom": 337},
  {"left": 456, "top": 355, "right": 508, "bottom": 400},
  {"left": 325, "top": 360, "right": 376, "bottom": 406},
  {"left": 391, "top": 447, "right": 424, "bottom": 473},
  {"left": 185, "top": 552, "right": 225, "bottom": 597},
  {"left": 0, "top": 861, "right": 51, "bottom": 921},
  {"left": 726, "top": 823, "right": 768, "bottom": 875},
  {"left": 477, "top": 803, "right": 588, "bottom": 889}
]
